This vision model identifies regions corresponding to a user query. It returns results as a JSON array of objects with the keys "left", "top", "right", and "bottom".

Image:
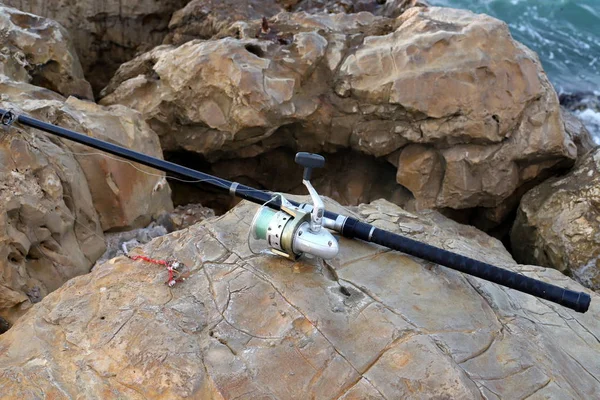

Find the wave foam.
[{"left": 574, "top": 108, "right": 600, "bottom": 144}]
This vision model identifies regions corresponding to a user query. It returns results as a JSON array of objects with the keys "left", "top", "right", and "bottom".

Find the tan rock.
[
  {"left": 3, "top": 0, "right": 188, "bottom": 94},
  {"left": 101, "top": 8, "right": 576, "bottom": 215},
  {"left": 52, "top": 97, "right": 175, "bottom": 231},
  {"left": 2, "top": 80, "right": 173, "bottom": 232},
  {"left": 396, "top": 144, "right": 443, "bottom": 208},
  {"left": 512, "top": 147, "right": 600, "bottom": 291},
  {"left": 0, "top": 5, "right": 92, "bottom": 99},
  {"left": 1, "top": 198, "right": 598, "bottom": 398},
  {"left": 169, "top": 203, "right": 216, "bottom": 231}
]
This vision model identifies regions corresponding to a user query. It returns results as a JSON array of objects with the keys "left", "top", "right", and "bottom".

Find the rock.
[
  {"left": 1, "top": 197, "right": 599, "bottom": 398},
  {"left": 559, "top": 92, "right": 600, "bottom": 143},
  {"left": 561, "top": 107, "right": 596, "bottom": 156},
  {"left": 3, "top": 0, "right": 188, "bottom": 95},
  {"left": 52, "top": 98, "right": 175, "bottom": 231},
  {"left": 0, "top": 5, "right": 92, "bottom": 99},
  {"left": 559, "top": 91, "right": 600, "bottom": 113},
  {"left": 0, "top": 316, "right": 9, "bottom": 333},
  {"left": 294, "top": 0, "right": 423, "bottom": 16},
  {"left": 0, "top": 94, "right": 105, "bottom": 324},
  {"left": 512, "top": 147, "right": 600, "bottom": 291},
  {"left": 169, "top": 203, "right": 216, "bottom": 231},
  {"left": 95, "top": 225, "right": 169, "bottom": 266},
  {"left": 1, "top": 79, "right": 174, "bottom": 232},
  {"left": 164, "top": 0, "right": 422, "bottom": 46},
  {"left": 95, "top": 203, "right": 215, "bottom": 265},
  {"left": 164, "top": 0, "right": 287, "bottom": 46},
  {"left": 101, "top": 8, "right": 576, "bottom": 218}
]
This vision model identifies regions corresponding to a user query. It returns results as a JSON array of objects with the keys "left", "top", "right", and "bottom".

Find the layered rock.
[
  {"left": 0, "top": 99, "right": 105, "bottom": 325},
  {"left": 0, "top": 78, "right": 174, "bottom": 324},
  {"left": 1, "top": 198, "right": 598, "bottom": 398},
  {"left": 3, "top": 0, "right": 188, "bottom": 94},
  {"left": 293, "top": 0, "right": 423, "bottom": 16},
  {"left": 512, "top": 148, "right": 600, "bottom": 291},
  {"left": 101, "top": 7, "right": 576, "bottom": 219},
  {"left": 164, "top": 0, "right": 287, "bottom": 46},
  {"left": 2, "top": 80, "right": 174, "bottom": 232},
  {"left": 0, "top": 5, "right": 92, "bottom": 99}
]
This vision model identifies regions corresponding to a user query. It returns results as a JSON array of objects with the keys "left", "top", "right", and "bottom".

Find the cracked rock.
[{"left": 1, "top": 197, "right": 598, "bottom": 398}]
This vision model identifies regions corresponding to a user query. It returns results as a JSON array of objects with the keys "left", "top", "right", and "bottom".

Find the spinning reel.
[{"left": 250, "top": 153, "right": 340, "bottom": 260}]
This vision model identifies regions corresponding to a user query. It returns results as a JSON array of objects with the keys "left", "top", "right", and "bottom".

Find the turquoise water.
[{"left": 428, "top": 0, "right": 600, "bottom": 140}]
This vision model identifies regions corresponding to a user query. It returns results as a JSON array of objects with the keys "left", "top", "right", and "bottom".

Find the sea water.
[{"left": 428, "top": 0, "right": 600, "bottom": 142}]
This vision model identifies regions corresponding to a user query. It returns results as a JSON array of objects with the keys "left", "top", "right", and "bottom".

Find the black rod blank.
[{"left": 1, "top": 108, "right": 590, "bottom": 313}]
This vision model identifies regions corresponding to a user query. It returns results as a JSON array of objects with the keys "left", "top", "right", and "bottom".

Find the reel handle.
[{"left": 295, "top": 152, "right": 325, "bottom": 180}]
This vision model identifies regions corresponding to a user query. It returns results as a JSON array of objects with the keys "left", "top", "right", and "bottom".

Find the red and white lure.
[{"left": 121, "top": 243, "right": 190, "bottom": 287}]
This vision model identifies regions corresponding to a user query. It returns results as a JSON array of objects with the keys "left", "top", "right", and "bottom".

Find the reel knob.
[
  {"left": 295, "top": 152, "right": 326, "bottom": 233},
  {"left": 295, "top": 152, "right": 324, "bottom": 180}
]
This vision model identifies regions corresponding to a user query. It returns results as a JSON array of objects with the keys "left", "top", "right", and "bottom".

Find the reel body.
[
  {"left": 251, "top": 202, "right": 339, "bottom": 260},
  {"left": 250, "top": 153, "right": 339, "bottom": 260}
]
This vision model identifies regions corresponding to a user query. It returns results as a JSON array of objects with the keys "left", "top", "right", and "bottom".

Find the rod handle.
[{"left": 341, "top": 218, "right": 591, "bottom": 313}]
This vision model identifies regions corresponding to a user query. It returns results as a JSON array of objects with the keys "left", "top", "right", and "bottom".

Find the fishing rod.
[{"left": 0, "top": 108, "right": 591, "bottom": 313}]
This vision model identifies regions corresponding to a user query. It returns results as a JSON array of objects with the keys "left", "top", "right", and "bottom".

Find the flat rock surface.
[{"left": 1, "top": 198, "right": 598, "bottom": 399}]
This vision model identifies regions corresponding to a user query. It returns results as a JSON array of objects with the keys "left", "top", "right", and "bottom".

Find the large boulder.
[
  {"left": 0, "top": 198, "right": 598, "bottom": 398},
  {"left": 0, "top": 5, "right": 92, "bottom": 99},
  {"left": 3, "top": 0, "right": 188, "bottom": 94},
  {"left": 512, "top": 147, "right": 600, "bottom": 291},
  {"left": 100, "top": 7, "right": 576, "bottom": 219},
  {"left": 0, "top": 94, "right": 105, "bottom": 325},
  {"left": 1, "top": 79, "right": 174, "bottom": 232}
]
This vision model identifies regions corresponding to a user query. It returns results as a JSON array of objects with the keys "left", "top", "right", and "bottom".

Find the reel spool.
[{"left": 250, "top": 153, "right": 339, "bottom": 260}]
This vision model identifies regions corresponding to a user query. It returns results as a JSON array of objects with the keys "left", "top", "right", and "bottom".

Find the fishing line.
[
  {"left": 44, "top": 144, "right": 272, "bottom": 198},
  {"left": 247, "top": 194, "right": 282, "bottom": 256}
]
